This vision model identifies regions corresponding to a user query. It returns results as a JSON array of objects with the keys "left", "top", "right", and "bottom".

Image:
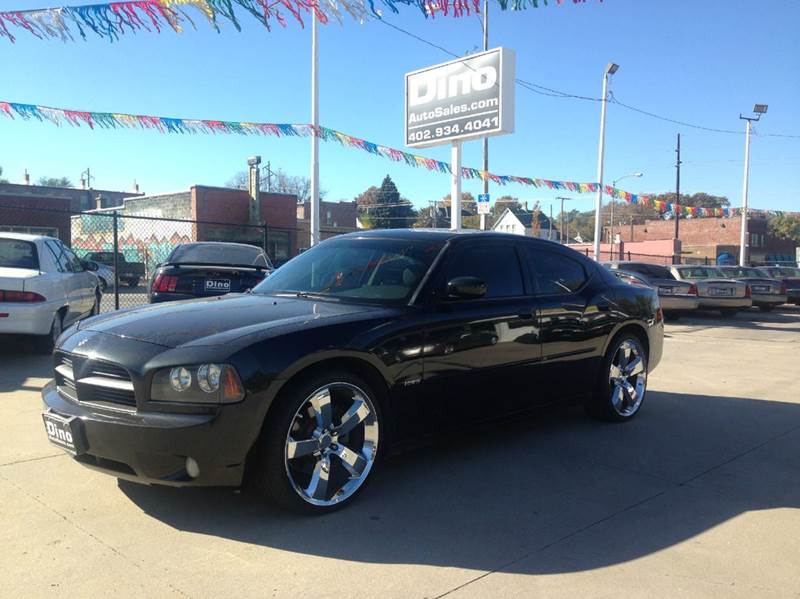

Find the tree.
[
  {"left": 355, "top": 176, "right": 416, "bottom": 229},
  {"left": 439, "top": 192, "right": 479, "bottom": 228},
  {"left": 644, "top": 191, "right": 729, "bottom": 210},
  {"left": 0, "top": 166, "right": 8, "bottom": 184},
  {"left": 37, "top": 176, "right": 73, "bottom": 187},
  {"left": 768, "top": 213, "right": 800, "bottom": 244}
]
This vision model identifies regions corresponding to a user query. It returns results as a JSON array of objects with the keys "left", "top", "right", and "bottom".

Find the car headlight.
[{"left": 151, "top": 363, "right": 245, "bottom": 404}]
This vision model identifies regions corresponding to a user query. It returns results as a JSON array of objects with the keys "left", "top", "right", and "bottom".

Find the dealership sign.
[{"left": 405, "top": 47, "right": 515, "bottom": 149}]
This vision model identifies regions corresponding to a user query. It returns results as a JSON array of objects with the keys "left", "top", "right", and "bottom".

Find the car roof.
[
  {"left": 0, "top": 232, "right": 56, "bottom": 242},
  {"left": 334, "top": 228, "right": 572, "bottom": 249}
]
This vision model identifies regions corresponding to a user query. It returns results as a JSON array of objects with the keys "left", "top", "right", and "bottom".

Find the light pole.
[
  {"left": 610, "top": 172, "right": 642, "bottom": 244},
  {"left": 593, "top": 62, "right": 618, "bottom": 261},
  {"left": 480, "top": 0, "right": 489, "bottom": 231},
  {"left": 739, "top": 104, "right": 767, "bottom": 266},
  {"left": 309, "top": 14, "right": 320, "bottom": 248}
]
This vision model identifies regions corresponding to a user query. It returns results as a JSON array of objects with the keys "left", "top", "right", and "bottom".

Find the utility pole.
[
  {"left": 674, "top": 133, "right": 681, "bottom": 243},
  {"left": 480, "top": 0, "right": 489, "bottom": 231},
  {"left": 556, "top": 196, "right": 572, "bottom": 243},
  {"left": 549, "top": 204, "right": 553, "bottom": 241}
]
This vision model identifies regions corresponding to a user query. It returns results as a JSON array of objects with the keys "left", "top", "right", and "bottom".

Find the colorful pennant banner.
[
  {"left": 5, "top": 99, "right": 795, "bottom": 220},
  {"left": 0, "top": 0, "right": 598, "bottom": 43}
]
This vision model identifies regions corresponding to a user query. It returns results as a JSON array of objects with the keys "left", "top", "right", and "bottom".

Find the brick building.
[
  {"left": 296, "top": 200, "right": 358, "bottom": 251},
  {"left": 0, "top": 182, "right": 141, "bottom": 243},
  {"left": 71, "top": 185, "right": 299, "bottom": 271},
  {"left": 609, "top": 216, "right": 796, "bottom": 264}
]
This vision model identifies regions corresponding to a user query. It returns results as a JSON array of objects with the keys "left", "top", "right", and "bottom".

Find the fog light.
[
  {"left": 169, "top": 367, "right": 191, "bottom": 392},
  {"left": 185, "top": 457, "right": 200, "bottom": 479}
]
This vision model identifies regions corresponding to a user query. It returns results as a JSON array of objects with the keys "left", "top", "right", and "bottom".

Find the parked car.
[
  {"left": 669, "top": 265, "right": 751, "bottom": 317},
  {"left": 42, "top": 230, "right": 663, "bottom": 514},
  {"left": 758, "top": 266, "right": 800, "bottom": 305},
  {"left": 716, "top": 266, "right": 787, "bottom": 311},
  {"left": 85, "top": 251, "right": 145, "bottom": 287},
  {"left": 605, "top": 261, "right": 699, "bottom": 320},
  {"left": 0, "top": 233, "right": 100, "bottom": 352},
  {"left": 149, "top": 242, "right": 274, "bottom": 303},
  {"left": 85, "top": 260, "right": 115, "bottom": 292}
]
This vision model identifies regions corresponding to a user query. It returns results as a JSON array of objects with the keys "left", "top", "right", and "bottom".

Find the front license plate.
[
  {"left": 205, "top": 279, "right": 231, "bottom": 292},
  {"left": 658, "top": 286, "right": 674, "bottom": 295},
  {"left": 752, "top": 285, "right": 769, "bottom": 293},
  {"left": 42, "top": 412, "right": 85, "bottom": 454},
  {"left": 709, "top": 287, "right": 733, "bottom": 296}
]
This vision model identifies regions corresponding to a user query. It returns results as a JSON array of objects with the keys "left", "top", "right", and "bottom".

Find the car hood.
[{"left": 78, "top": 293, "right": 393, "bottom": 348}]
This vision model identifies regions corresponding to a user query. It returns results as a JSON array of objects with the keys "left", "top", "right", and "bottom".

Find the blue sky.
[{"left": 1, "top": 0, "right": 799, "bottom": 217}]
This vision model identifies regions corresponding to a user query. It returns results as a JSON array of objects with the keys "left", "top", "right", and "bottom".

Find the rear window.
[
  {"left": 676, "top": 267, "right": 720, "bottom": 279},
  {"left": 0, "top": 239, "right": 39, "bottom": 270},
  {"left": 169, "top": 244, "right": 267, "bottom": 267}
]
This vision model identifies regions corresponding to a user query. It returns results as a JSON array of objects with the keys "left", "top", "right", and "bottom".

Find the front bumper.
[
  {"left": 752, "top": 293, "right": 787, "bottom": 307},
  {"left": 42, "top": 380, "right": 263, "bottom": 487},
  {"left": 697, "top": 297, "right": 752, "bottom": 310},
  {"left": 659, "top": 295, "right": 699, "bottom": 312},
  {"left": 0, "top": 300, "right": 60, "bottom": 335}
]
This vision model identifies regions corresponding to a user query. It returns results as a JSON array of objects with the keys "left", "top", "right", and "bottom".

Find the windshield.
[
  {"left": 169, "top": 243, "right": 268, "bottom": 267},
  {"left": 676, "top": 266, "right": 724, "bottom": 279},
  {"left": 721, "top": 266, "right": 764, "bottom": 278},
  {"left": 253, "top": 237, "right": 444, "bottom": 303},
  {"left": 0, "top": 239, "right": 39, "bottom": 270}
]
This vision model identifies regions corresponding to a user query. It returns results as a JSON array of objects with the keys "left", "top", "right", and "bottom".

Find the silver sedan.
[
  {"left": 669, "top": 265, "right": 752, "bottom": 316},
  {"left": 604, "top": 262, "right": 699, "bottom": 320},
  {"left": 717, "top": 266, "right": 786, "bottom": 312}
]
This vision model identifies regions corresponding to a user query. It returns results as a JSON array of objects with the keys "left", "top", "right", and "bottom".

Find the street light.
[
  {"left": 609, "top": 172, "right": 643, "bottom": 244},
  {"left": 593, "top": 62, "right": 619, "bottom": 261},
  {"left": 739, "top": 103, "right": 767, "bottom": 266}
]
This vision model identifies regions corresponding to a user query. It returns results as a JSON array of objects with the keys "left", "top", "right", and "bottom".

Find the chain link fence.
[{"left": 0, "top": 203, "right": 269, "bottom": 313}]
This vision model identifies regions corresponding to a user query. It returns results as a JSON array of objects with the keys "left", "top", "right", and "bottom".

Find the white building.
[{"left": 492, "top": 206, "right": 559, "bottom": 240}]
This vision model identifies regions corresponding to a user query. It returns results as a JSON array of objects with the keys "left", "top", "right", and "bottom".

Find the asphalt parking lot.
[{"left": 1, "top": 308, "right": 799, "bottom": 598}]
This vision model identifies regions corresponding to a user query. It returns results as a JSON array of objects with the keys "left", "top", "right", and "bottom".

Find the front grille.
[{"left": 55, "top": 352, "right": 136, "bottom": 410}]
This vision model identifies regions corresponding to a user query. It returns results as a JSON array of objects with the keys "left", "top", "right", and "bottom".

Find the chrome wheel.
[
  {"left": 608, "top": 339, "right": 647, "bottom": 417},
  {"left": 284, "top": 382, "right": 379, "bottom": 507}
]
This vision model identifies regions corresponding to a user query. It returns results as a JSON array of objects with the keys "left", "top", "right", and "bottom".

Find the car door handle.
[{"left": 517, "top": 310, "right": 535, "bottom": 320}]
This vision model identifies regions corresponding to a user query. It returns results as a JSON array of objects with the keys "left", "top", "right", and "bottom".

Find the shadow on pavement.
[
  {"left": 677, "top": 306, "right": 800, "bottom": 334},
  {"left": 119, "top": 390, "right": 800, "bottom": 574},
  {"left": 0, "top": 344, "right": 53, "bottom": 394}
]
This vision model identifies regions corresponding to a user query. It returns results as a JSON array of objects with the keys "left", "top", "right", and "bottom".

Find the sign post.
[
  {"left": 477, "top": 193, "right": 490, "bottom": 224},
  {"left": 405, "top": 48, "right": 515, "bottom": 231},
  {"left": 451, "top": 142, "right": 462, "bottom": 230}
]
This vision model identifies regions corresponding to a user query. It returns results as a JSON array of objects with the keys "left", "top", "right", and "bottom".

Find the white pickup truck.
[{"left": 0, "top": 233, "right": 101, "bottom": 352}]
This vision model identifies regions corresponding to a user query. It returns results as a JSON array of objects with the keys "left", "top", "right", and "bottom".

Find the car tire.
[
  {"left": 251, "top": 370, "right": 383, "bottom": 515},
  {"left": 664, "top": 312, "right": 681, "bottom": 322},
  {"left": 35, "top": 311, "right": 63, "bottom": 354},
  {"left": 758, "top": 305, "right": 774, "bottom": 312},
  {"left": 719, "top": 308, "right": 739, "bottom": 318},
  {"left": 99, "top": 277, "right": 108, "bottom": 292},
  {"left": 586, "top": 332, "right": 648, "bottom": 422}
]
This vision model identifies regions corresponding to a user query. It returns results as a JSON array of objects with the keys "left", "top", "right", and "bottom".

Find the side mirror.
[
  {"left": 446, "top": 276, "right": 487, "bottom": 300},
  {"left": 84, "top": 260, "right": 99, "bottom": 272}
]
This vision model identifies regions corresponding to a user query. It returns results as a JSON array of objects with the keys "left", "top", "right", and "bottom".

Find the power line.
[{"left": 375, "top": 16, "right": 800, "bottom": 139}]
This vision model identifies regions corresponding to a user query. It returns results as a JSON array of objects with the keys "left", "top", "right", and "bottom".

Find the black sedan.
[
  {"left": 149, "top": 242, "right": 273, "bottom": 303},
  {"left": 41, "top": 230, "right": 663, "bottom": 514}
]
